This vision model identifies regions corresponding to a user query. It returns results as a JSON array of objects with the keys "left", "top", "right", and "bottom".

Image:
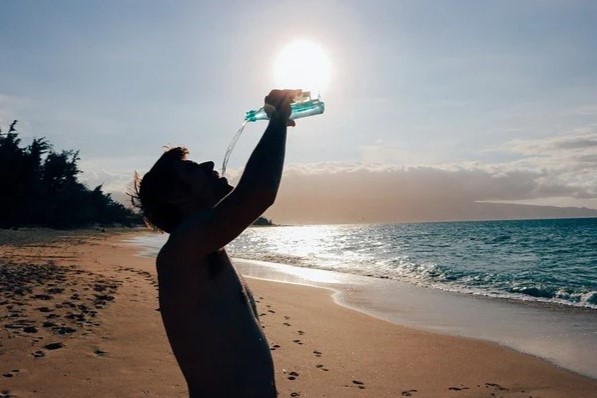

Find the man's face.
[{"left": 175, "top": 160, "right": 233, "bottom": 208}]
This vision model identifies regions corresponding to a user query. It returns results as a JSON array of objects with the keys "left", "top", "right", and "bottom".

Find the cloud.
[
  {"left": 78, "top": 168, "right": 136, "bottom": 205},
  {"left": 261, "top": 160, "right": 597, "bottom": 224},
  {"left": 77, "top": 130, "right": 597, "bottom": 223},
  {"left": 509, "top": 131, "right": 597, "bottom": 153},
  {"left": 504, "top": 131, "right": 597, "bottom": 197},
  {"left": 266, "top": 129, "right": 597, "bottom": 223},
  {"left": 360, "top": 145, "right": 443, "bottom": 165},
  {"left": 565, "top": 104, "right": 597, "bottom": 116}
]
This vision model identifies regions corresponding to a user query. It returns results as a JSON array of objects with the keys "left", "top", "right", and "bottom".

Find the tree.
[
  {"left": 253, "top": 217, "right": 274, "bottom": 226},
  {"left": 0, "top": 120, "right": 142, "bottom": 229}
]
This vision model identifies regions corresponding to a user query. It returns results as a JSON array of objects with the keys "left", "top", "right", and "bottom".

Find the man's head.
[{"left": 133, "top": 147, "right": 233, "bottom": 233}]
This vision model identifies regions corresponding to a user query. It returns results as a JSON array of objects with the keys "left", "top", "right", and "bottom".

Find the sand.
[{"left": 1, "top": 229, "right": 596, "bottom": 398}]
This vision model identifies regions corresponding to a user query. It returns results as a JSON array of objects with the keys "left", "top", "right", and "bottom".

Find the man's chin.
[{"left": 219, "top": 181, "right": 234, "bottom": 197}]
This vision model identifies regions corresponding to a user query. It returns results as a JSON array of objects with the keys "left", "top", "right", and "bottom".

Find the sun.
[{"left": 274, "top": 40, "right": 332, "bottom": 95}]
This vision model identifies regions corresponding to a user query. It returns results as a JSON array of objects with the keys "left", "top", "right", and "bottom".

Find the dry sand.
[{"left": 1, "top": 229, "right": 596, "bottom": 397}]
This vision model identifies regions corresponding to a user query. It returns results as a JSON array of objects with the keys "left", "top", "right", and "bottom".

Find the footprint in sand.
[
  {"left": 287, "top": 371, "right": 299, "bottom": 380},
  {"left": 485, "top": 382, "right": 508, "bottom": 391},
  {"left": 313, "top": 350, "right": 322, "bottom": 357},
  {"left": 448, "top": 386, "right": 469, "bottom": 391},
  {"left": 94, "top": 349, "right": 107, "bottom": 357},
  {"left": 401, "top": 390, "right": 418, "bottom": 396},
  {"left": 292, "top": 339, "right": 303, "bottom": 345},
  {"left": 315, "top": 364, "right": 329, "bottom": 371},
  {"left": 53, "top": 326, "right": 76, "bottom": 335},
  {"left": 1, "top": 370, "right": 19, "bottom": 378},
  {"left": 343, "top": 380, "right": 366, "bottom": 390},
  {"left": 32, "top": 350, "right": 45, "bottom": 358},
  {"left": 43, "top": 342, "right": 64, "bottom": 350}
]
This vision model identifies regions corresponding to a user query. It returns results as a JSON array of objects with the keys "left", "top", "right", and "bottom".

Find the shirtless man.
[{"left": 135, "top": 89, "right": 300, "bottom": 397}]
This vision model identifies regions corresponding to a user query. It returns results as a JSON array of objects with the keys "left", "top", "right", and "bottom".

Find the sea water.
[
  {"left": 131, "top": 218, "right": 597, "bottom": 309},
  {"left": 227, "top": 218, "right": 597, "bottom": 309},
  {"left": 126, "top": 218, "right": 597, "bottom": 378}
]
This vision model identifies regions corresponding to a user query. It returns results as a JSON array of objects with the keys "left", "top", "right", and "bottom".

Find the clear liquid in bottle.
[
  {"left": 223, "top": 92, "right": 325, "bottom": 176},
  {"left": 244, "top": 91, "right": 325, "bottom": 122}
]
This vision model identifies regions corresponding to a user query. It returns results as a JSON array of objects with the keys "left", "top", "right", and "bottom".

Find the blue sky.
[{"left": 2, "top": 1, "right": 597, "bottom": 222}]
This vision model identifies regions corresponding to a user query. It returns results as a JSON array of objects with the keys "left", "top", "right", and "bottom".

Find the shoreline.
[
  {"left": 126, "top": 231, "right": 597, "bottom": 380},
  {"left": 125, "top": 230, "right": 597, "bottom": 311},
  {"left": 1, "top": 229, "right": 596, "bottom": 397},
  {"left": 232, "top": 258, "right": 597, "bottom": 381}
]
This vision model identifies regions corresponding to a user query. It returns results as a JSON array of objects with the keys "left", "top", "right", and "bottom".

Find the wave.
[
  {"left": 230, "top": 251, "right": 597, "bottom": 310},
  {"left": 127, "top": 219, "right": 597, "bottom": 311}
]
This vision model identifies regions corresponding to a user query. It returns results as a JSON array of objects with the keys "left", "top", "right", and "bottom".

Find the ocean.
[
  {"left": 132, "top": 218, "right": 597, "bottom": 309},
  {"left": 126, "top": 217, "right": 597, "bottom": 378}
]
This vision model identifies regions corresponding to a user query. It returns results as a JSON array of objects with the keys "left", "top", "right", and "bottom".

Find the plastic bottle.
[{"left": 244, "top": 91, "right": 325, "bottom": 122}]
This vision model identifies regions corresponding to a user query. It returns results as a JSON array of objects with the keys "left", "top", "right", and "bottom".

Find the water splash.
[{"left": 221, "top": 120, "right": 248, "bottom": 177}]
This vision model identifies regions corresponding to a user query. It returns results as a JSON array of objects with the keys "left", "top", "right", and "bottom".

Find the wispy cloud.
[
  {"left": 509, "top": 131, "right": 597, "bottom": 153},
  {"left": 565, "top": 104, "right": 597, "bottom": 116},
  {"left": 504, "top": 130, "right": 597, "bottom": 198}
]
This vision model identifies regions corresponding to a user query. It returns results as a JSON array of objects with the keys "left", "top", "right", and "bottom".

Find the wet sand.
[{"left": 1, "top": 229, "right": 596, "bottom": 397}]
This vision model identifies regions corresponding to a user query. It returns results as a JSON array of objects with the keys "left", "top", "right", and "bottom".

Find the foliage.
[
  {"left": 253, "top": 216, "right": 274, "bottom": 226},
  {"left": 0, "top": 120, "right": 142, "bottom": 229}
]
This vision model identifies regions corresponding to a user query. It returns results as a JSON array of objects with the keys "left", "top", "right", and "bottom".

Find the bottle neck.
[{"left": 245, "top": 107, "right": 269, "bottom": 122}]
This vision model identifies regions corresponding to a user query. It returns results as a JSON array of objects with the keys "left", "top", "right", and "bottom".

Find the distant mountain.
[
  {"left": 265, "top": 196, "right": 597, "bottom": 224},
  {"left": 457, "top": 202, "right": 597, "bottom": 222}
]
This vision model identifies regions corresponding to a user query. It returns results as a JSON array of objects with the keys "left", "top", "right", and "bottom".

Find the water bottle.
[{"left": 244, "top": 91, "right": 325, "bottom": 122}]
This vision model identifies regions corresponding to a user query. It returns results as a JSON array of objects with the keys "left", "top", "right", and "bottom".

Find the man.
[{"left": 134, "top": 89, "right": 300, "bottom": 397}]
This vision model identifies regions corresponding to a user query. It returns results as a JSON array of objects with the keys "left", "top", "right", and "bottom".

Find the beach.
[{"left": 1, "top": 229, "right": 596, "bottom": 397}]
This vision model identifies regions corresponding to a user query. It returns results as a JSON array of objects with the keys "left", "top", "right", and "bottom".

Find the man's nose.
[{"left": 198, "top": 161, "right": 214, "bottom": 171}]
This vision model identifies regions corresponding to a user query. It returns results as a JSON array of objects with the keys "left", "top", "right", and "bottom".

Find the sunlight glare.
[{"left": 274, "top": 40, "right": 332, "bottom": 95}]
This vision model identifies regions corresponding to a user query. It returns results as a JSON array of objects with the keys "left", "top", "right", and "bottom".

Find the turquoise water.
[{"left": 131, "top": 218, "right": 597, "bottom": 309}]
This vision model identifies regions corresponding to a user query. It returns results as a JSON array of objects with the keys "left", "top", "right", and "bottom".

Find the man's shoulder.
[
  {"left": 162, "top": 210, "right": 216, "bottom": 249},
  {"left": 156, "top": 234, "right": 206, "bottom": 271}
]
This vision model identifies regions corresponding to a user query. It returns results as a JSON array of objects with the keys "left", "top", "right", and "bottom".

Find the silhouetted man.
[{"left": 135, "top": 89, "right": 300, "bottom": 397}]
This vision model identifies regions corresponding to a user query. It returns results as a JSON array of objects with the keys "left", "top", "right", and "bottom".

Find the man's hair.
[{"left": 131, "top": 147, "right": 190, "bottom": 233}]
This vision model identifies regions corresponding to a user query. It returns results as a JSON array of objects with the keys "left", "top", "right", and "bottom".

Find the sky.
[{"left": 1, "top": 0, "right": 597, "bottom": 223}]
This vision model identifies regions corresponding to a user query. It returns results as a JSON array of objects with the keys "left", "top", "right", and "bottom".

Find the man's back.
[{"left": 157, "top": 248, "right": 276, "bottom": 397}]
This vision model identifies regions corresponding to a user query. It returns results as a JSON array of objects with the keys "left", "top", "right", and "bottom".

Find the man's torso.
[{"left": 156, "top": 248, "right": 276, "bottom": 397}]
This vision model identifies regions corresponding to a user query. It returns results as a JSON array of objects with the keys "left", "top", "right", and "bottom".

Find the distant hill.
[
  {"left": 264, "top": 195, "right": 597, "bottom": 225},
  {"left": 440, "top": 202, "right": 597, "bottom": 223}
]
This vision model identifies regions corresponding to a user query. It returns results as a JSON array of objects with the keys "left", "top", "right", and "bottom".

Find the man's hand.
[{"left": 264, "top": 89, "right": 302, "bottom": 127}]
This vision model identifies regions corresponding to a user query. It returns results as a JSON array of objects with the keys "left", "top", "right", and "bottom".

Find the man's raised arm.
[{"left": 166, "top": 89, "right": 300, "bottom": 258}]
